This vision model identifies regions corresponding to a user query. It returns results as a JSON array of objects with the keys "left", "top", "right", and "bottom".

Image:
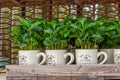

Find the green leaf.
[
  {"left": 43, "top": 38, "right": 51, "bottom": 46},
  {"left": 87, "top": 22, "right": 95, "bottom": 28},
  {"left": 105, "top": 25, "right": 117, "bottom": 31},
  {"left": 95, "top": 21, "right": 103, "bottom": 26},
  {"left": 77, "top": 17, "right": 87, "bottom": 25},
  {"left": 83, "top": 33, "right": 88, "bottom": 40},
  {"left": 63, "top": 30, "right": 70, "bottom": 38},
  {"left": 31, "top": 21, "right": 41, "bottom": 29},
  {"left": 70, "top": 24, "right": 77, "bottom": 29},
  {"left": 64, "top": 15, "right": 74, "bottom": 23},
  {"left": 45, "top": 28, "right": 53, "bottom": 34},
  {"left": 91, "top": 34, "right": 104, "bottom": 42},
  {"left": 18, "top": 16, "right": 31, "bottom": 29},
  {"left": 23, "top": 33, "right": 29, "bottom": 42},
  {"left": 12, "top": 27, "right": 20, "bottom": 35},
  {"left": 50, "top": 18, "right": 59, "bottom": 29}
]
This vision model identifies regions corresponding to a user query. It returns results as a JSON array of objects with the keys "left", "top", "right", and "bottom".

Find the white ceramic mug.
[
  {"left": 99, "top": 49, "right": 114, "bottom": 64},
  {"left": 19, "top": 50, "right": 46, "bottom": 65},
  {"left": 114, "top": 49, "right": 120, "bottom": 64},
  {"left": 37, "top": 50, "right": 74, "bottom": 65},
  {"left": 75, "top": 49, "right": 108, "bottom": 65}
]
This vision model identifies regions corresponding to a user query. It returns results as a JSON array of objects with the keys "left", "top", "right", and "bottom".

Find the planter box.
[{"left": 6, "top": 65, "right": 120, "bottom": 80}]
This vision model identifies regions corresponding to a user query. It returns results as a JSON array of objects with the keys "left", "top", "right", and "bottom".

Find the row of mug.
[{"left": 18, "top": 49, "right": 120, "bottom": 65}]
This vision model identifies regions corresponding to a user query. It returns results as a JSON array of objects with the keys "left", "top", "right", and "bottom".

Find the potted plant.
[
  {"left": 71, "top": 16, "right": 108, "bottom": 65},
  {"left": 37, "top": 18, "right": 74, "bottom": 65},
  {"left": 98, "top": 17, "right": 120, "bottom": 64},
  {"left": 100, "top": 18, "right": 120, "bottom": 64},
  {"left": 12, "top": 17, "right": 46, "bottom": 65}
]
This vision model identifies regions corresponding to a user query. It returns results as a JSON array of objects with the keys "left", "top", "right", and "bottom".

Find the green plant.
[
  {"left": 98, "top": 18, "right": 120, "bottom": 48},
  {"left": 72, "top": 17, "right": 101, "bottom": 49},
  {"left": 57, "top": 15, "right": 78, "bottom": 48},
  {"left": 43, "top": 15, "right": 77, "bottom": 50},
  {"left": 12, "top": 17, "right": 44, "bottom": 50},
  {"left": 32, "top": 18, "right": 47, "bottom": 49},
  {"left": 70, "top": 16, "right": 120, "bottom": 49},
  {"left": 43, "top": 18, "right": 67, "bottom": 49}
]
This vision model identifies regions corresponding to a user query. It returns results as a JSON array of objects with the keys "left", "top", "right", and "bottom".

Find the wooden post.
[
  {"left": 74, "top": 0, "right": 83, "bottom": 16},
  {"left": 42, "top": 0, "right": 52, "bottom": 21}
]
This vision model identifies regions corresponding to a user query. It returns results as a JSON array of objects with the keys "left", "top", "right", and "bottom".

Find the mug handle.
[
  {"left": 36, "top": 52, "right": 47, "bottom": 65},
  {"left": 98, "top": 52, "right": 108, "bottom": 64},
  {"left": 64, "top": 52, "right": 74, "bottom": 65}
]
